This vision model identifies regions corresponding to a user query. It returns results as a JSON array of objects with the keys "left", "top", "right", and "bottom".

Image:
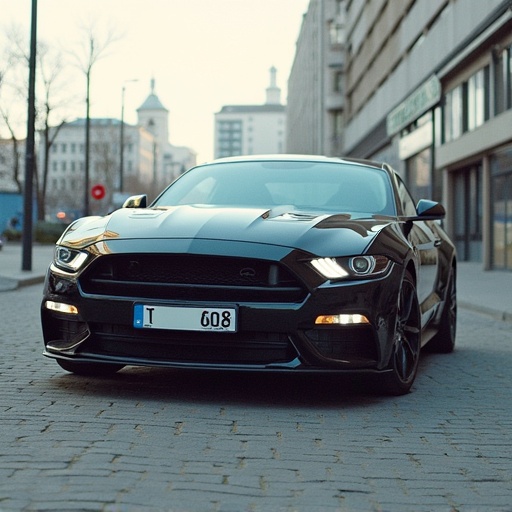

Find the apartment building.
[
  {"left": 342, "top": 0, "right": 512, "bottom": 270},
  {"left": 288, "top": 0, "right": 512, "bottom": 270},
  {"left": 214, "top": 68, "right": 286, "bottom": 158},
  {"left": 40, "top": 79, "right": 196, "bottom": 219},
  {"left": 287, "top": 0, "right": 345, "bottom": 156}
]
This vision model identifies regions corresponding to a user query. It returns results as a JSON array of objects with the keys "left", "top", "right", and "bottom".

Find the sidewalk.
[
  {"left": 0, "top": 242, "right": 54, "bottom": 292},
  {"left": 0, "top": 241, "right": 511, "bottom": 322}
]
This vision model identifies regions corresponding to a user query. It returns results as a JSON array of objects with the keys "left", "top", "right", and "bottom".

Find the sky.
[{"left": 1, "top": 0, "right": 310, "bottom": 163}]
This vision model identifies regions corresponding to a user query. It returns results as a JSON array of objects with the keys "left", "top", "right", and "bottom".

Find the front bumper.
[{"left": 41, "top": 263, "right": 402, "bottom": 374}]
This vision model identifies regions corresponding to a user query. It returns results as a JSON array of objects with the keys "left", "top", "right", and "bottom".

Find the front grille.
[
  {"left": 304, "top": 327, "right": 378, "bottom": 362},
  {"left": 84, "top": 323, "right": 296, "bottom": 365},
  {"left": 79, "top": 254, "right": 306, "bottom": 302}
]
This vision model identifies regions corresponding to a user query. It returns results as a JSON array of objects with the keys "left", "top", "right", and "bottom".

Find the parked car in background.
[{"left": 41, "top": 155, "right": 457, "bottom": 395}]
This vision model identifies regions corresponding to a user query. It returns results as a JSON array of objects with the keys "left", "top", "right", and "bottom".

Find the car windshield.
[{"left": 153, "top": 160, "right": 396, "bottom": 215}]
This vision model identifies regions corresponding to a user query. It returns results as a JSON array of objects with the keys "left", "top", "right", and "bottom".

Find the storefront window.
[
  {"left": 406, "top": 148, "right": 431, "bottom": 201},
  {"left": 452, "top": 166, "right": 482, "bottom": 262},
  {"left": 491, "top": 148, "right": 512, "bottom": 270}
]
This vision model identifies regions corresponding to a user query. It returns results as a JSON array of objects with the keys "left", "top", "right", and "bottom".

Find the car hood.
[{"left": 60, "top": 205, "right": 396, "bottom": 257}]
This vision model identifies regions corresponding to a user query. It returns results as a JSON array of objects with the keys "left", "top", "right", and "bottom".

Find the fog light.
[
  {"left": 315, "top": 314, "right": 369, "bottom": 325},
  {"left": 45, "top": 301, "right": 79, "bottom": 315}
]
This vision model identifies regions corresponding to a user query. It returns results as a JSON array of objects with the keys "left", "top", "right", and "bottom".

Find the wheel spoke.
[
  {"left": 398, "top": 345, "right": 408, "bottom": 379},
  {"left": 398, "top": 283, "right": 414, "bottom": 325},
  {"left": 393, "top": 274, "right": 420, "bottom": 385},
  {"left": 404, "top": 325, "right": 420, "bottom": 335}
]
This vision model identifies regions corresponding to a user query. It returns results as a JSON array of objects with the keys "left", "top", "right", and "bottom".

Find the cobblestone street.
[{"left": 1, "top": 284, "right": 511, "bottom": 511}]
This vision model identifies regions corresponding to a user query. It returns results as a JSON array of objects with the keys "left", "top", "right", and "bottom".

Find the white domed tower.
[{"left": 136, "top": 78, "right": 170, "bottom": 147}]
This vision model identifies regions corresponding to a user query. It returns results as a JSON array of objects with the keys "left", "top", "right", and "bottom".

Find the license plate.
[{"left": 133, "top": 304, "right": 237, "bottom": 332}]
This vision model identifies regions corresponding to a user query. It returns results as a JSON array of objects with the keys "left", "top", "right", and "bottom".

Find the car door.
[
  {"left": 394, "top": 174, "right": 440, "bottom": 323},
  {"left": 409, "top": 221, "right": 440, "bottom": 314}
]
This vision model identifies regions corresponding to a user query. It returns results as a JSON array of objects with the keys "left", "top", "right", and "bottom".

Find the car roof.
[{"left": 198, "top": 154, "right": 394, "bottom": 173}]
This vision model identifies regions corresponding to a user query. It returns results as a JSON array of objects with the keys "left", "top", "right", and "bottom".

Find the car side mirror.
[
  {"left": 122, "top": 194, "right": 147, "bottom": 209},
  {"left": 415, "top": 199, "right": 445, "bottom": 220}
]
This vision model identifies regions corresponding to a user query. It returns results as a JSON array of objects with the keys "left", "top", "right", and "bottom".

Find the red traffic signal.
[{"left": 91, "top": 184, "right": 106, "bottom": 200}]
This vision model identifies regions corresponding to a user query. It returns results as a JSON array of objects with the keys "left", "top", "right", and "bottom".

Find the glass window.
[
  {"left": 434, "top": 106, "right": 442, "bottom": 146},
  {"left": 444, "top": 85, "right": 462, "bottom": 142},
  {"left": 407, "top": 149, "right": 431, "bottom": 201},
  {"left": 332, "top": 110, "right": 343, "bottom": 139},
  {"left": 508, "top": 44, "right": 512, "bottom": 110},
  {"left": 334, "top": 71, "right": 343, "bottom": 93},
  {"left": 395, "top": 175, "right": 418, "bottom": 217},
  {"left": 491, "top": 148, "right": 512, "bottom": 269},
  {"left": 494, "top": 44, "right": 512, "bottom": 114},
  {"left": 329, "top": 21, "right": 344, "bottom": 46},
  {"left": 453, "top": 166, "right": 483, "bottom": 262},
  {"left": 467, "top": 67, "right": 489, "bottom": 131},
  {"left": 155, "top": 161, "right": 395, "bottom": 215}
]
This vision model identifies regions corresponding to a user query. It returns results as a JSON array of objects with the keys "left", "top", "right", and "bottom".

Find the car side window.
[{"left": 395, "top": 176, "right": 418, "bottom": 217}]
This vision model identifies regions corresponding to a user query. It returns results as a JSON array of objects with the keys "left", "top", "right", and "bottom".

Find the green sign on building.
[{"left": 386, "top": 75, "right": 441, "bottom": 136}]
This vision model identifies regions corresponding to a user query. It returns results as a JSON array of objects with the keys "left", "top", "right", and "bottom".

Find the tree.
[
  {"left": 0, "top": 26, "right": 24, "bottom": 194},
  {"left": 0, "top": 24, "right": 74, "bottom": 219},
  {"left": 37, "top": 40, "right": 73, "bottom": 220},
  {"left": 68, "top": 18, "right": 120, "bottom": 216}
]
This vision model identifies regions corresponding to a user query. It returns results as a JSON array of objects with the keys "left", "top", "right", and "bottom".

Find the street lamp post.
[
  {"left": 119, "top": 79, "right": 138, "bottom": 193},
  {"left": 22, "top": 0, "right": 37, "bottom": 271}
]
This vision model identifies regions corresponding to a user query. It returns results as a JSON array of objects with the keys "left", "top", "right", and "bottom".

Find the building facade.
[
  {"left": 39, "top": 79, "right": 196, "bottom": 219},
  {"left": 214, "top": 68, "right": 286, "bottom": 158},
  {"left": 41, "top": 119, "right": 156, "bottom": 218},
  {"left": 288, "top": 0, "right": 512, "bottom": 271},
  {"left": 342, "top": 0, "right": 512, "bottom": 271},
  {"left": 287, "top": 0, "right": 345, "bottom": 156}
]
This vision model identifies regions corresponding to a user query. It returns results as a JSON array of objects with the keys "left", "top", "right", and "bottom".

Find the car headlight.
[
  {"left": 54, "top": 246, "right": 89, "bottom": 272},
  {"left": 311, "top": 255, "right": 391, "bottom": 280}
]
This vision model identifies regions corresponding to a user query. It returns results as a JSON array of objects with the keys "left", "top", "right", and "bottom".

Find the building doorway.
[
  {"left": 492, "top": 171, "right": 512, "bottom": 269},
  {"left": 491, "top": 148, "right": 512, "bottom": 270},
  {"left": 452, "top": 165, "right": 483, "bottom": 262}
]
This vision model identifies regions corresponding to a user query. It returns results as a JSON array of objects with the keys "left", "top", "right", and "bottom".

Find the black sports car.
[{"left": 41, "top": 155, "right": 457, "bottom": 395}]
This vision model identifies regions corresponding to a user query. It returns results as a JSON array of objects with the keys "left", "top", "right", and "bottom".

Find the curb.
[
  {"left": 0, "top": 274, "right": 46, "bottom": 292},
  {"left": 458, "top": 300, "right": 512, "bottom": 323}
]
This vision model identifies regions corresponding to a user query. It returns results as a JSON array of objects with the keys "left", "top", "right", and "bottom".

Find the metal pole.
[
  {"left": 119, "top": 85, "right": 125, "bottom": 193},
  {"left": 119, "top": 79, "right": 137, "bottom": 194},
  {"left": 84, "top": 64, "right": 91, "bottom": 217},
  {"left": 22, "top": 0, "right": 37, "bottom": 271}
]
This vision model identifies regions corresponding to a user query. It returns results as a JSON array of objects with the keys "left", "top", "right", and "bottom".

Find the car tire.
[
  {"left": 426, "top": 266, "right": 457, "bottom": 354},
  {"left": 382, "top": 270, "right": 421, "bottom": 395},
  {"left": 56, "top": 359, "right": 125, "bottom": 376}
]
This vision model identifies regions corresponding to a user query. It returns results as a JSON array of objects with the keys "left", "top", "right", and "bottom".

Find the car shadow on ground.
[
  {"left": 47, "top": 364, "right": 399, "bottom": 409},
  {"left": 48, "top": 333, "right": 504, "bottom": 409}
]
